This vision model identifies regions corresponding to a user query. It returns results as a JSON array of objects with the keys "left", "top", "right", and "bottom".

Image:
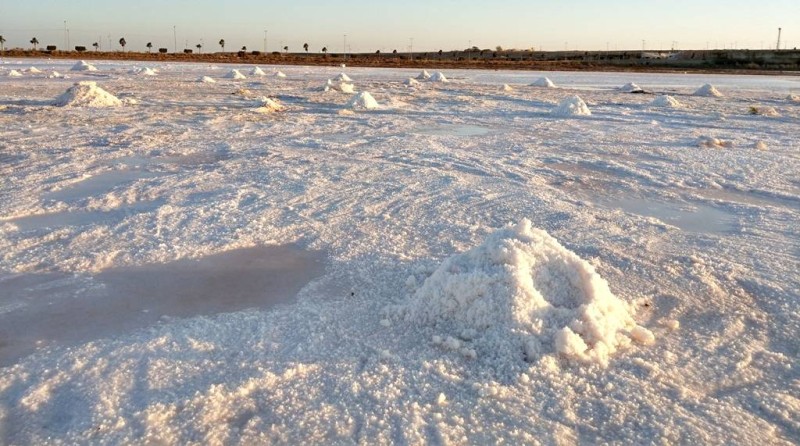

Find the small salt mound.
[
  {"left": 416, "top": 70, "right": 431, "bottom": 80},
  {"left": 398, "top": 220, "right": 652, "bottom": 366},
  {"left": 530, "top": 77, "right": 556, "bottom": 88},
  {"left": 224, "top": 69, "right": 247, "bottom": 80},
  {"left": 323, "top": 79, "right": 355, "bottom": 93},
  {"left": 7, "top": 70, "right": 22, "bottom": 77},
  {"left": 335, "top": 73, "right": 352, "bottom": 82},
  {"left": 70, "top": 60, "right": 98, "bottom": 72},
  {"left": 48, "top": 71, "right": 63, "bottom": 79},
  {"left": 199, "top": 76, "right": 216, "bottom": 83},
  {"left": 787, "top": 93, "right": 800, "bottom": 103},
  {"left": 404, "top": 78, "right": 420, "bottom": 87},
  {"left": 619, "top": 82, "right": 644, "bottom": 93},
  {"left": 346, "top": 91, "right": 379, "bottom": 110},
  {"left": 429, "top": 72, "right": 448, "bottom": 83},
  {"left": 501, "top": 84, "right": 514, "bottom": 92},
  {"left": 132, "top": 67, "right": 157, "bottom": 76},
  {"left": 234, "top": 88, "right": 253, "bottom": 96},
  {"left": 697, "top": 136, "right": 733, "bottom": 149},
  {"left": 552, "top": 95, "right": 591, "bottom": 116},
  {"left": 254, "top": 96, "right": 286, "bottom": 113},
  {"left": 250, "top": 67, "right": 266, "bottom": 76},
  {"left": 748, "top": 106, "right": 780, "bottom": 117},
  {"left": 54, "top": 81, "right": 122, "bottom": 107},
  {"left": 274, "top": 71, "right": 287, "bottom": 78},
  {"left": 27, "top": 67, "right": 43, "bottom": 74},
  {"left": 694, "top": 84, "right": 723, "bottom": 97},
  {"left": 651, "top": 95, "right": 683, "bottom": 108}
]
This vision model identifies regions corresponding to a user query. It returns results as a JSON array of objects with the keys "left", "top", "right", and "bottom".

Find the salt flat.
[{"left": 0, "top": 58, "right": 798, "bottom": 444}]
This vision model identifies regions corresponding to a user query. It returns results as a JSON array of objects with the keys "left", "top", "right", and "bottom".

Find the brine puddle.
[
  {"left": 0, "top": 245, "right": 325, "bottom": 367},
  {"left": 599, "top": 196, "right": 736, "bottom": 234}
]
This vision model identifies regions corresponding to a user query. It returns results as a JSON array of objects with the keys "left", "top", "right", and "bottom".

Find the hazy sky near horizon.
[{"left": 1, "top": 0, "right": 797, "bottom": 52}]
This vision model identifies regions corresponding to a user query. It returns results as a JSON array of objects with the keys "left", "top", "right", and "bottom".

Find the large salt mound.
[
  {"left": 7, "top": 70, "right": 22, "bottom": 77},
  {"left": 429, "top": 72, "right": 448, "bottom": 83},
  {"left": 54, "top": 81, "right": 122, "bottom": 107},
  {"left": 416, "top": 69, "right": 431, "bottom": 80},
  {"left": 346, "top": 91, "right": 379, "bottom": 110},
  {"left": 335, "top": 73, "right": 352, "bottom": 82},
  {"left": 199, "top": 76, "right": 216, "bottom": 83},
  {"left": 651, "top": 95, "right": 683, "bottom": 107},
  {"left": 70, "top": 60, "right": 98, "bottom": 72},
  {"left": 404, "top": 78, "right": 420, "bottom": 87},
  {"left": 552, "top": 95, "right": 591, "bottom": 116},
  {"left": 530, "top": 77, "right": 556, "bottom": 88},
  {"left": 619, "top": 82, "right": 644, "bottom": 93},
  {"left": 250, "top": 67, "right": 266, "bottom": 76},
  {"left": 254, "top": 96, "right": 286, "bottom": 113},
  {"left": 694, "top": 83, "right": 723, "bottom": 97},
  {"left": 225, "top": 69, "right": 246, "bottom": 80},
  {"left": 398, "top": 220, "right": 652, "bottom": 365}
]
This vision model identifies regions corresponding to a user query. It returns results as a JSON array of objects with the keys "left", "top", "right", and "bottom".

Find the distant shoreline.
[{"left": 2, "top": 49, "right": 799, "bottom": 77}]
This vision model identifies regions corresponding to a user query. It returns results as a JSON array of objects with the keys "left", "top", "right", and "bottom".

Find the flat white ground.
[{"left": 0, "top": 59, "right": 798, "bottom": 444}]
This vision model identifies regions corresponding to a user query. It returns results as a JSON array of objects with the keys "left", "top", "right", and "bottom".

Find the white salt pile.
[
  {"left": 416, "top": 70, "right": 432, "bottom": 80},
  {"left": 651, "top": 95, "right": 683, "bottom": 108},
  {"left": 530, "top": 77, "right": 556, "bottom": 88},
  {"left": 788, "top": 93, "right": 800, "bottom": 103},
  {"left": 501, "top": 84, "right": 514, "bottom": 92},
  {"left": 619, "top": 82, "right": 644, "bottom": 93},
  {"left": 274, "top": 71, "right": 287, "bottom": 78},
  {"left": 27, "top": 67, "right": 43, "bottom": 74},
  {"left": 224, "top": 69, "right": 247, "bottom": 80},
  {"left": 346, "top": 91, "right": 379, "bottom": 110},
  {"left": 250, "top": 67, "right": 266, "bottom": 76},
  {"left": 697, "top": 136, "right": 734, "bottom": 149},
  {"left": 48, "top": 71, "right": 63, "bottom": 79},
  {"left": 552, "top": 95, "right": 591, "bottom": 116},
  {"left": 54, "top": 81, "right": 122, "bottom": 107},
  {"left": 748, "top": 106, "right": 780, "bottom": 117},
  {"left": 132, "top": 67, "right": 157, "bottom": 76},
  {"left": 335, "top": 73, "right": 352, "bottom": 82},
  {"left": 323, "top": 79, "right": 355, "bottom": 93},
  {"left": 694, "top": 84, "right": 723, "bottom": 97},
  {"left": 254, "top": 96, "right": 286, "bottom": 113},
  {"left": 429, "top": 72, "right": 448, "bottom": 83},
  {"left": 396, "top": 219, "right": 653, "bottom": 365},
  {"left": 199, "top": 76, "right": 216, "bottom": 83},
  {"left": 404, "top": 78, "right": 420, "bottom": 87},
  {"left": 70, "top": 60, "right": 98, "bottom": 72},
  {"left": 7, "top": 70, "right": 22, "bottom": 77}
]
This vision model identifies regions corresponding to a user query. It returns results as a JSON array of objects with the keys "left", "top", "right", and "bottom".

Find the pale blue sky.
[{"left": 1, "top": 0, "right": 797, "bottom": 52}]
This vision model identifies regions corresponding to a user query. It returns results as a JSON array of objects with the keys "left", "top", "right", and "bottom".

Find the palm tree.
[
  {"left": 321, "top": 46, "right": 327, "bottom": 54},
  {"left": 119, "top": 37, "right": 126, "bottom": 52},
  {"left": 146, "top": 42, "right": 153, "bottom": 53},
  {"left": 303, "top": 43, "right": 309, "bottom": 52},
  {"left": 196, "top": 43, "right": 202, "bottom": 54},
  {"left": 219, "top": 39, "right": 225, "bottom": 51},
  {"left": 283, "top": 45, "right": 288, "bottom": 53},
  {"left": 0, "top": 35, "right": 5, "bottom": 53},
  {"left": 93, "top": 42, "right": 99, "bottom": 52},
  {"left": 30, "top": 37, "right": 39, "bottom": 50},
  {"left": 241, "top": 45, "right": 246, "bottom": 51}
]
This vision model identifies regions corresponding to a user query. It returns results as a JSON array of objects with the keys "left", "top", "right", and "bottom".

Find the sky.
[{"left": 0, "top": 0, "right": 797, "bottom": 53}]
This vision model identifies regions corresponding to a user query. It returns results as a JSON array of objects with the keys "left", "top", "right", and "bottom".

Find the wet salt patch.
[
  {"left": 4, "top": 199, "right": 164, "bottom": 232},
  {"left": 691, "top": 187, "right": 800, "bottom": 210},
  {"left": 413, "top": 124, "right": 490, "bottom": 137},
  {"left": 45, "top": 170, "right": 166, "bottom": 202},
  {"left": 599, "top": 196, "right": 735, "bottom": 234},
  {"left": 0, "top": 245, "right": 325, "bottom": 367}
]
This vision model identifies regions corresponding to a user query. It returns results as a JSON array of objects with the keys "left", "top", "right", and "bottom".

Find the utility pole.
[
  {"left": 173, "top": 26, "right": 177, "bottom": 53},
  {"left": 343, "top": 34, "right": 347, "bottom": 60},
  {"left": 409, "top": 37, "right": 413, "bottom": 61},
  {"left": 776, "top": 27, "right": 782, "bottom": 50},
  {"left": 642, "top": 40, "right": 646, "bottom": 51},
  {"left": 67, "top": 29, "right": 70, "bottom": 50},
  {"left": 263, "top": 30, "right": 267, "bottom": 52},
  {"left": 63, "top": 20, "right": 67, "bottom": 49}
]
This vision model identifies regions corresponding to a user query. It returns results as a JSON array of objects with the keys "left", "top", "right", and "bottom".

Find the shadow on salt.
[{"left": 0, "top": 245, "right": 325, "bottom": 367}]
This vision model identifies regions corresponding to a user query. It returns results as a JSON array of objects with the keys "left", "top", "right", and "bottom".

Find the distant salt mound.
[
  {"left": 404, "top": 78, "right": 420, "bottom": 87},
  {"left": 428, "top": 72, "right": 448, "bottom": 83},
  {"left": 619, "top": 82, "right": 644, "bottom": 93},
  {"left": 697, "top": 136, "right": 733, "bottom": 149},
  {"left": 250, "top": 67, "right": 266, "bottom": 76},
  {"left": 48, "top": 71, "right": 63, "bottom": 79},
  {"left": 346, "top": 91, "right": 379, "bottom": 110},
  {"left": 335, "top": 73, "right": 352, "bottom": 82},
  {"left": 27, "top": 67, "right": 43, "bottom": 74},
  {"left": 224, "top": 69, "right": 246, "bottom": 80},
  {"left": 54, "top": 81, "right": 122, "bottom": 107},
  {"left": 416, "top": 70, "right": 431, "bottom": 80},
  {"left": 786, "top": 93, "right": 800, "bottom": 103},
  {"left": 274, "top": 71, "right": 287, "bottom": 78},
  {"left": 323, "top": 79, "right": 355, "bottom": 93},
  {"left": 199, "top": 76, "right": 216, "bottom": 83},
  {"left": 70, "top": 60, "right": 98, "bottom": 72},
  {"left": 748, "top": 105, "right": 780, "bottom": 117},
  {"left": 530, "top": 77, "right": 556, "bottom": 88},
  {"left": 135, "top": 67, "right": 157, "bottom": 76},
  {"left": 651, "top": 95, "right": 683, "bottom": 108},
  {"left": 552, "top": 95, "right": 591, "bottom": 116},
  {"left": 501, "top": 84, "right": 514, "bottom": 92},
  {"left": 694, "top": 84, "right": 723, "bottom": 97},
  {"left": 396, "top": 220, "right": 653, "bottom": 366},
  {"left": 7, "top": 70, "right": 22, "bottom": 77},
  {"left": 254, "top": 96, "right": 286, "bottom": 113}
]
